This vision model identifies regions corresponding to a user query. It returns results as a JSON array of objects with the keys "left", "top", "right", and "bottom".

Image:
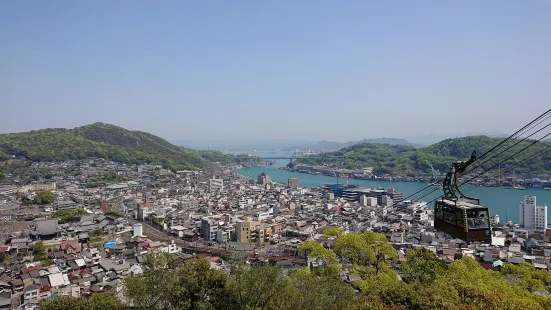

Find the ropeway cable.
[
  {"left": 417, "top": 134, "right": 551, "bottom": 209},
  {"left": 411, "top": 130, "right": 551, "bottom": 205},
  {"left": 458, "top": 113, "right": 551, "bottom": 177},
  {"left": 404, "top": 111, "right": 551, "bottom": 202},
  {"left": 463, "top": 109, "right": 550, "bottom": 168},
  {"left": 460, "top": 142, "right": 551, "bottom": 194},
  {"left": 402, "top": 110, "right": 551, "bottom": 203},
  {"left": 414, "top": 132, "right": 551, "bottom": 204}
]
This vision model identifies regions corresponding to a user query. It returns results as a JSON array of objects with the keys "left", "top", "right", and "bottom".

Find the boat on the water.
[{"left": 509, "top": 184, "right": 526, "bottom": 190}]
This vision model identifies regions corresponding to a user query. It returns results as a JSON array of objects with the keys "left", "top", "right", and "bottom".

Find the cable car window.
[
  {"left": 442, "top": 206, "right": 457, "bottom": 225},
  {"left": 435, "top": 204, "right": 443, "bottom": 220},
  {"left": 466, "top": 209, "right": 489, "bottom": 229}
]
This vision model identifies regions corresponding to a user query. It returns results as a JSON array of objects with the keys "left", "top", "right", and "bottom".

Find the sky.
[{"left": 1, "top": 1, "right": 550, "bottom": 142}]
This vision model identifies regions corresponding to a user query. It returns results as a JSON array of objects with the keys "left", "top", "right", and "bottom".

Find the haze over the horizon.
[{"left": 2, "top": 1, "right": 550, "bottom": 142}]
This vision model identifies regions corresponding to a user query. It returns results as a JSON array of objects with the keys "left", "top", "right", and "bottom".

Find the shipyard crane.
[{"left": 426, "top": 160, "right": 442, "bottom": 183}]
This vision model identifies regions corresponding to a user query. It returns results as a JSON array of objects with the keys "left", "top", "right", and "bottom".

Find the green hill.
[
  {"left": 295, "top": 136, "right": 551, "bottom": 177},
  {"left": 0, "top": 123, "right": 234, "bottom": 170}
]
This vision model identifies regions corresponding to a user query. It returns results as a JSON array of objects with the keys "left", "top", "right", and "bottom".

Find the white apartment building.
[
  {"left": 519, "top": 195, "right": 548, "bottom": 230},
  {"left": 209, "top": 178, "right": 224, "bottom": 193}
]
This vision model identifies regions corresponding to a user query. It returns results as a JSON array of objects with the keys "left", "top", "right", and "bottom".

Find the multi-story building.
[
  {"left": 180, "top": 198, "right": 199, "bottom": 209},
  {"left": 520, "top": 195, "right": 548, "bottom": 230},
  {"left": 288, "top": 178, "right": 300, "bottom": 188},
  {"left": 201, "top": 217, "right": 219, "bottom": 241},
  {"left": 236, "top": 217, "right": 260, "bottom": 243},
  {"left": 382, "top": 195, "right": 394, "bottom": 208},
  {"left": 381, "top": 188, "right": 403, "bottom": 206},
  {"left": 0, "top": 185, "right": 18, "bottom": 196},
  {"left": 159, "top": 240, "right": 182, "bottom": 254},
  {"left": 18, "top": 182, "right": 57, "bottom": 194},
  {"left": 81, "top": 248, "right": 102, "bottom": 265},
  {"left": 414, "top": 210, "right": 429, "bottom": 222},
  {"left": 209, "top": 178, "right": 224, "bottom": 193},
  {"left": 216, "top": 226, "right": 235, "bottom": 243},
  {"left": 257, "top": 173, "right": 271, "bottom": 186},
  {"left": 359, "top": 195, "right": 377, "bottom": 207}
]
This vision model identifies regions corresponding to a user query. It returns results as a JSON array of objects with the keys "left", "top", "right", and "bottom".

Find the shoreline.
[{"left": 279, "top": 166, "right": 550, "bottom": 191}]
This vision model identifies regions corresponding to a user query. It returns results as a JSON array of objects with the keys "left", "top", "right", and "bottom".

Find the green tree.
[
  {"left": 227, "top": 261, "right": 289, "bottom": 310},
  {"left": 33, "top": 241, "right": 47, "bottom": 261},
  {"left": 122, "top": 253, "right": 179, "bottom": 309},
  {"left": 172, "top": 258, "right": 228, "bottom": 310},
  {"left": 285, "top": 268, "right": 357, "bottom": 310},
  {"left": 0, "top": 252, "right": 5, "bottom": 264},
  {"left": 38, "top": 296, "right": 79, "bottom": 310},
  {"left": 105, "top": 210, "right": 123, "bottom": 218},
  {"left": 53, "top": 208, "right": 87, "bottom": 223},
  {"left": 333, "top": 231, "right": 397, "bottom": 276},
  {"left": 528, "top": 234, "right": 544, "bottom": 240},
  {"left": 38, "top": 293, "right": 125, "bottom": 310},
  {"left": 102, "top": 172, "right": 119, "bottom": 182},
  {"left": 501, "top": 262, "right": 551, "bottom": 293},
  {"left": 33, "top": 190, "right": 55, "bottom": 204},
  {"left": 298, "top": 241, "right": 341, "bottom": 277},
  {"left": 430, "top": 257, "right": 547, "bottom": 310},
  {"left": 400, "top": 247, "right": 447, "bottom": 284},
  {"left": 84, "top": 293, "right": 126, "bottom": 310},
  {"left": 358, "top": 269, "right": 417, "bottom": 310},
  {"left": 322, "top": 226, "right": 345, "bottom": 239}
]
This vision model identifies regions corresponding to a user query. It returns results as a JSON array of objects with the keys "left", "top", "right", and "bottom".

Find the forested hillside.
[
  {"left": 0, "top": 123, "right": 234, "bottom": 170},
  {"left": 295, "top": 135, "right": 551, "bottom": 177}
]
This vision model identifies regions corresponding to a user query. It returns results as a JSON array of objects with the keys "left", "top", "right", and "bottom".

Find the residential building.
[
  {"left": 253, "top": 211, "right": 271, "bottom": 221},
  {"left": 288, "top": 178, "right": 299, "bottom": 188},
  {"left": 257, "top": 173, "right": 271, "bottom": 186},
  {"left": 520, "top": 195, "right": 548, "bottom": 230},
  {"left": 0, "top": 185, "right": 18, "bottom": 196},
  {"left": 54, "top": 200, "right": 77, "bottom": 210},
  {"left": 81, "top": 248, "right": 102, "bottom": 265},
  {"left": 236, "top": 217, "right": 260, "bottom": 243},
  {"left": 18, "top": 182, "right": 57, "bottom": 194},
  {"left": 414, "top": 210, "right": 429, "bottom": 222},
  {"left": 159, "top": 240, "right": 182, "bottom": 254},
  {"left": 201, "top": 217, "right": 219, "bottom": 241},
  {"left": 22, "top": 284, "right": 39, "bottom": 304},
  {"left": 209, "top": 178, "right": 224, "bottom": 193},
  {"left": 216, "top": 226, "right": 235, "bottom": 243},
  {"left": 0, "top": 291, "right": 11, "bottom": 310}
]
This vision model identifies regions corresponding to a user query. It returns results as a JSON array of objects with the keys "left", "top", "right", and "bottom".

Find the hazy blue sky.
[{"left": 1, "top": 1, "right": 550, "bottom": 141}]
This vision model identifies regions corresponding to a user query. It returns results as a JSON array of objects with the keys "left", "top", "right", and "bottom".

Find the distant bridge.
[
  {"left": 234, "top": 155, "right": 348, "bottom": 160},
  {"left": 233, "top": 154, "right": 348, "bottom": 164}
]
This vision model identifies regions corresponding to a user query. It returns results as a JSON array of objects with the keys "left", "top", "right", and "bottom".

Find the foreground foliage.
[
  {"left": 38, "top": 293, "right": 125, "bottom": 310},
  {"left": 40, "top": 235, "right": 551, "bottom": 310}
]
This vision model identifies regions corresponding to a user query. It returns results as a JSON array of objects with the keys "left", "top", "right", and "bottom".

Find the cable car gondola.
[{"left": 434, "top": 151, "right": 491, "bottom": 242}]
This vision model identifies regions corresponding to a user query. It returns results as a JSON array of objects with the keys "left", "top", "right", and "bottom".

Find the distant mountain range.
[
  {"left": 280, "top": 138, "right": 424, "bottom": 152},
  {"left": 171, "top": 139, "right": 313, "bottom": 152},
  {"left": 173, "top": 132, "right": 511, "bottom": 153},
  {"left": 173, "top": 138, "right": 422, "bottom": 152}
]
